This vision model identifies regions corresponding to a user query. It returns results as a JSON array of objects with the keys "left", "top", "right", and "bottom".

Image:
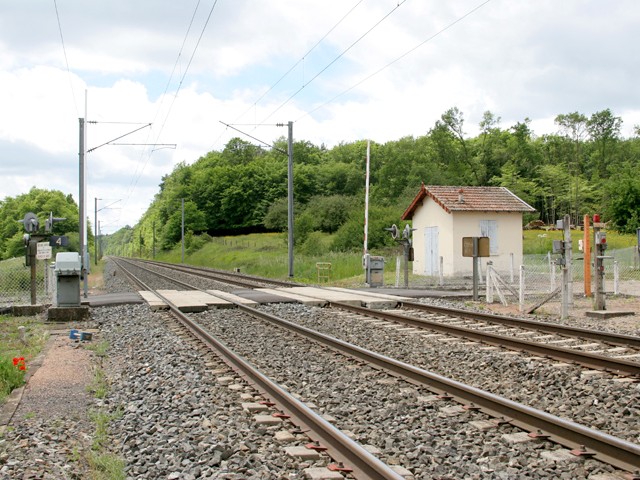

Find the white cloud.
[{"left": 1, "top": 0, "right": 639, "bottom": 233}]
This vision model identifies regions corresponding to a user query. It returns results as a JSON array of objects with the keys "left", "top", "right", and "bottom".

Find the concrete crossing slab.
[
  {"left": 327, "top": 286, "right": 411, "bottom": 302},
  {"left": 156, "top": 290, "right": 209, "bottom": 312},
  {"left": 138, "top": 291, "right": 168, "bottom": 311},
  {"left": 255, "top": 288, "right": 327, "bottom": 307},
  {"left": 286, "top": 286, "right": 398, "bottom": 308},
  {"left": 285, "top": 287, "right": 364, "bottom": 306},
  {"left": 206, "top": 290, "right": 258, "bottom": 306},
  {"left": 184, "top": 290, "right": 234, "bottom": 309}
]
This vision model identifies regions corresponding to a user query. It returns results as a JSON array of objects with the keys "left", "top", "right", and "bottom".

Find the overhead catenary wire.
[
  {"left": 208, "top": 0, "right": 366, "bottom": 152},
  {"left": 258, "top": 0, "right": 409, "bottom": 126},
  {"left": 52, "top": 0, "right": 79, "bottom": 117},
  {"left": 115, "top": 0, "right": 219, "bottom": 229},
  {"left": 232, "top": 0, "right": 366, "bottom": 125},
  {"left": 297, "top": 0, "right": 493, "bottom": 123},
  {"left": 120, "top": 0, "right": 204, "bottom": 214}
]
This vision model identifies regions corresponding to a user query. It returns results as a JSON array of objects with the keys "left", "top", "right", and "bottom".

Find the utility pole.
[
  {"left": 181, "top": 198, "right": 185, "bottom": 264},
  {"left": 593, "top": 214, "right": 608, "bottom": 310},
  {"left": 561, "top": 214, "right": 571, "bottom": 319},
  {"left": 583, "top": 214, "right": 591, "bottom": 297},
  {"left": 287, "top": 121, "right": 294, "bottom": 278},
  {"left": 363, "top": 140, "right": 370, "bottom": 268},
  {"left": 79, "top": 116, "right": 88, "bottom": 297}
]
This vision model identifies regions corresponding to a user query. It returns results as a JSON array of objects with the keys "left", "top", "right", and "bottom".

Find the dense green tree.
[
  {"left": 603, "top": 164, "right": 640, "bottom": 233},
  {"left": 91, "top": 107, "right": 640, "bottom": 258},
  {"left": 0, "top": 188, "right": 80, "bottom": 260},
  {"left": 438, "top": 107, "right": 481, "bottom": 183},
  {"left": 587, "top": 109, "right": 622, "bottom": 179}
]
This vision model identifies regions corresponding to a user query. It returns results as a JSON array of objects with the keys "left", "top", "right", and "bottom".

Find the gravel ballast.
[{"left": 1, "top": 259, "right": 637, "bottom": 479}]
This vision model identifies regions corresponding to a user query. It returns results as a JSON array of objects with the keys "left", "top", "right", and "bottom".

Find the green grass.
[
  {"left": 151, "top": 229, "right": 639, "bottom": 284},
  {"left": 523, "top": 228, "right": 637, "bottom": 254},
  {"left": 156, "top": 232, "right": 386, "bottom": 284},
  {"left": 0, "top": 314, "right": 48, "bottom": 403},
  {"left": 86, "top": 408, "right": 126, "bottom": 479},
  {"left": 87, "top": 368, "right": 108, "bottom": 399}
]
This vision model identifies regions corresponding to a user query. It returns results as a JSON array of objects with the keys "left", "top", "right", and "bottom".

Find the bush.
[
  {"left": 331, "top": 206, "right": 402, "bottom": 251},
  {"left": 300, "top": 231, "right": 328, "bottom": 256}
]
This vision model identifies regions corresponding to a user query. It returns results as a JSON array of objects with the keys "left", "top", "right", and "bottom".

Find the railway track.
[
  {"left": 112, "top": 257, "right": 640, "bottom": 476},
  {"left": 119, "top": 257, "right": 640, "bottom": 378}
]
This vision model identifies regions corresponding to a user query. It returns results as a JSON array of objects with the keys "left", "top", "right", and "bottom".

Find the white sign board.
[{"left": 36, "top": 242, "right": 52, "bottom": 260}]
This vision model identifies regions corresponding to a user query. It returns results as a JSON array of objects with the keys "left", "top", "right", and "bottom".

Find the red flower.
[{"left": 12, "top": 357, "right": 26, "bottom": 371}]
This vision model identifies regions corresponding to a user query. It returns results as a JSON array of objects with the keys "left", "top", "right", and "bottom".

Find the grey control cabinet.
[
  {"left": 54, "top": 252, "right": 82, "bottom": 307},
  {"left": 365, "top": 255, "right": 385, "bottom": 287}
]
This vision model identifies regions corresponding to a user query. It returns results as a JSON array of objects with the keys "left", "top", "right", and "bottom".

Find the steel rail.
[
  {"left": 402, "top": 300, "right": 640, "bottom": 349},
  {"left": 237, "top": 304, "right": 640, "bottom": 473},
  {"left": 137, "top": 258, "right": 298, "bottom": 288},
  {"left": 116, "top": 258, "right": 199, "bottom": 291},
  {"left": 114, "top": 258, "right": 640, "bottom": 472},
  {"left": 126, "top": 258, "right": 640, "bottom": 350},
  {"left": 113, "top": 258, "right": 403, "bottom": 479},
  {"left": 332, "top": 302, "right": 640, "bottom": 378},
  {"left": 118, "top": 257, "right": 640, "bottom": 376}
]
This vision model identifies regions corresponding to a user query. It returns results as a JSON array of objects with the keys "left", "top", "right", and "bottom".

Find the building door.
[{"left": 424, "top": 226, "right": 439, "bottom": 275}]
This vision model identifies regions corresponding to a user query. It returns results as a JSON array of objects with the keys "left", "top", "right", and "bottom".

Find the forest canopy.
[
  {"left": 105, "top": 107, "right": 640, "bottom": 256},
  {"left": 5, "top": 107, "right": 634, "bottom": 259}
]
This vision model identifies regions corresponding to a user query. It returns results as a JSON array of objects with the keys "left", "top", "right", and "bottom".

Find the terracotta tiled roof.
[{"left": 401, "top": 185, "right": 536, "bottom": 220}]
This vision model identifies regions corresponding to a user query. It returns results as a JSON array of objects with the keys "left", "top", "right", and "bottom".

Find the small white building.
[{"left": 401, "top": 184, "right": 535, "bottom": 277}]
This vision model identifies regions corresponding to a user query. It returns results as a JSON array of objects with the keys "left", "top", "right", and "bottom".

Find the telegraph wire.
[
  {"left": 123, "top": 0, "right": 203, "bottom": 200},
  {"left": 258, "top": 0, "right": 408, "bottom": 125},
  {"left": 208, "top": 0, "right": 366, "bottom": 152},
  {"left": 232, "top": 0, "right": 366, "bottom": 125},
  {"left": 53, "top": 0, "right": 79, "bottom": 117},
  {"left": 297, "top": 0, "right": 493, "bottom": 122},
  {"left": 219, "top": 121, "right": 287, "bottom": 155},
  {"left": 120, "top": 0, "right": 219, "bottom": 227}
]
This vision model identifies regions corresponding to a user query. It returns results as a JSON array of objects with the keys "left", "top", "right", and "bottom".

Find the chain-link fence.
[
  {"left": 0, "top": 258, "right": 54, "bottom": 308},
  {"left": 397, "top": 246, "right": 640, "bottom": 312}
]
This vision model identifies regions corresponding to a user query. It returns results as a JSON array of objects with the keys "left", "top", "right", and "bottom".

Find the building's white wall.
[
  {"left": 411, "top": 203, "right": 524, "bottom": 276},
  {"left": 411, "top": 200, "right": 452, "bottom": 275},
  {"left": 450, "top": 212, "right": 523, "bottom": 275}
]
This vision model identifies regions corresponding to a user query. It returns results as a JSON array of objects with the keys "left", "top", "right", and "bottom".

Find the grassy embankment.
[{"left": 155, "top": 230, "right": 639, "bottom": 282}]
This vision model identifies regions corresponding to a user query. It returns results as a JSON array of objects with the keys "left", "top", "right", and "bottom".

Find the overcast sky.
[{"left": 1, "top": 0, "right": 639, "bottom": 234}]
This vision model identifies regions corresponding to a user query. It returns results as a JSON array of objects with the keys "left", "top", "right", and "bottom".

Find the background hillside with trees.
[
  {"left": 7, "top": 107, "right": 634, "bottom": 261},
  {"left": 103, "top": 107, "right": 640, "bottom": 258}
]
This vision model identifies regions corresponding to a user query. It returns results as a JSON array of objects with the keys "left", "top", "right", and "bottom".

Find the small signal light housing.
[{"left": 595, "top": 231, "right": 607, "bottom": 249}]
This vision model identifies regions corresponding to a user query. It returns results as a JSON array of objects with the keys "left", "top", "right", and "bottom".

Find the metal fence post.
[
  {"left": 439, "top": 256, "right": 444, "bottom": 286},
  {"left": 510, "top": 253, "right": 514, "bottom": 284},
  {"left": 548, "top": 252, "right": 556, "bottom": 293},
  {"left": 519, "top": 265, "right": 525, "bottom": 312},
  {"left": 486, "top": 262, "right": 494, "bottom": 303},
  {"left": 614, "top": 260, "right": 619, "bottom": 295}
]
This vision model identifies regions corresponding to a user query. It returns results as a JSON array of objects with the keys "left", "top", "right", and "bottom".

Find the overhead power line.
[
  {"left": 259, "top": 0, "right": 408, "bottom": 125},
  {"left": 233, "top": 0, "right": 366, "bottom": 125},
  {"left": 122, "top": 0, "right": 204, "bottom": 202},
  {"left": 119, "top": 0, "right": 219, "bottom": 229},
  {"left": 219, "top": 121, "right": 287, "bottom": 155},
  {"left": 297, "top": 0, "right": 493, "bottom": 122},
  {"left": 52, "top": 0, "right": 79, "bottom": 117}
]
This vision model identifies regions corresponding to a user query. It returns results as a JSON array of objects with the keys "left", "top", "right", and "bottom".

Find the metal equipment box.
[
  {"left": 365, "top": 255, "right": 385, "bottom": 287},
  {"left": 54, "top": 252, "right": 82, "bottom": 307}
]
